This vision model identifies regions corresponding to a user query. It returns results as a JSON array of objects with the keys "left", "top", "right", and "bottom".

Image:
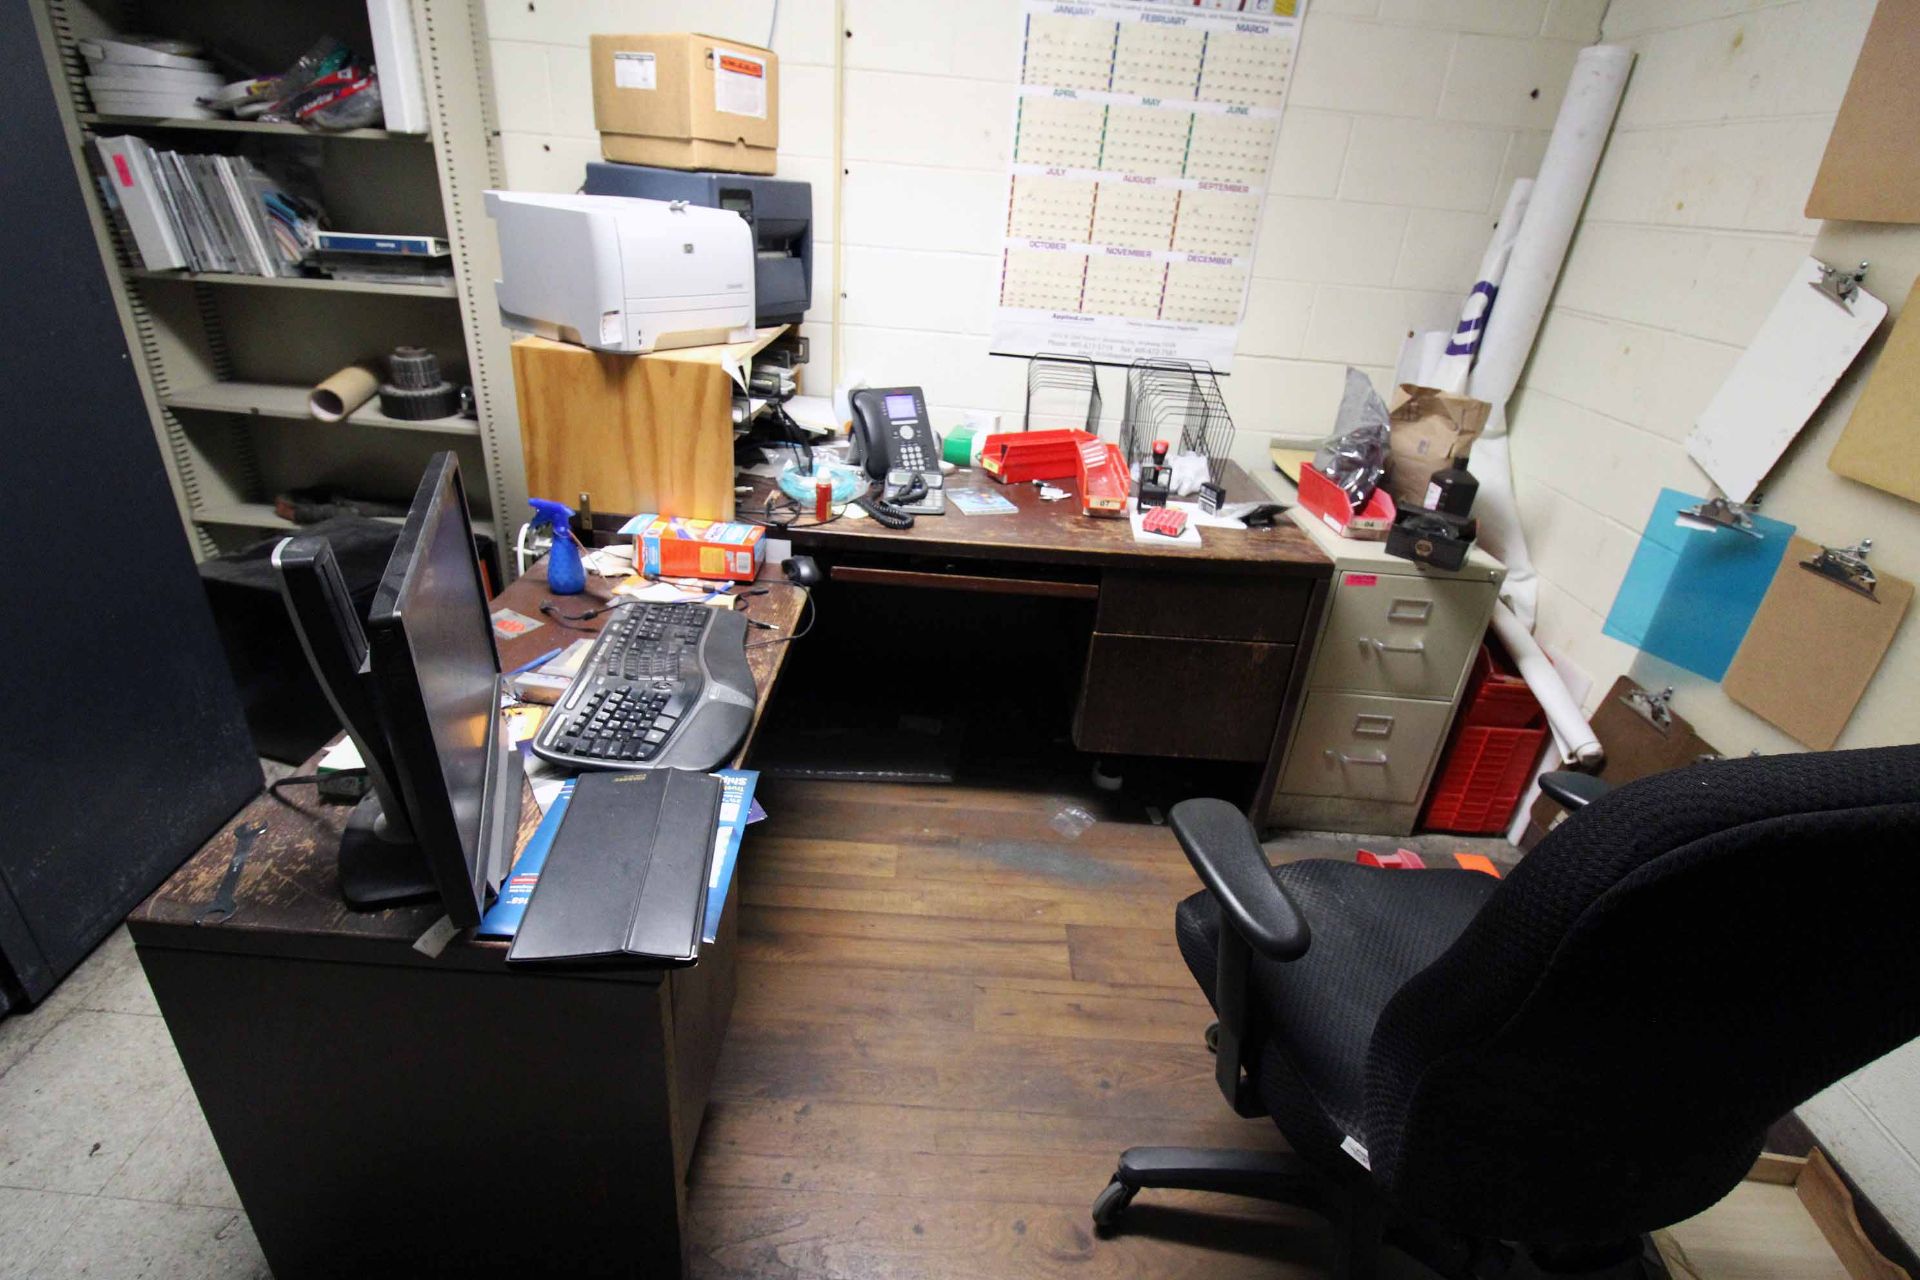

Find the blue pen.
[{"left": 504, "top": 646, "right": 563, "bottom": 678}]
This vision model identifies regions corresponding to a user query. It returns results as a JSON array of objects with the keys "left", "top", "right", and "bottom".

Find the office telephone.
[{"left": 849, "top": 386, "right": 937, "bottom": 479}]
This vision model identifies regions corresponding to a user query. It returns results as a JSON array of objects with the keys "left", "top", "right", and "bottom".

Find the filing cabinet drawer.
[
  {"left": 1096, "top": 570, "right": 1314, "bottom": 643},
  {"left": 1075, "top": 633, "right": 1295, "bottom": 762},
  {"left": 1313, "top": 573, "right": 1495, "bottom": 698},
  {"left": 1278, "top": 691, "right": 1455, "bottom": 803}
]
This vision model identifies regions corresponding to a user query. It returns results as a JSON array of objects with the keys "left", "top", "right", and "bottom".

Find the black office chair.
[{"left": 1093, "top": 746, "right": 1920, "bottom": 1278}]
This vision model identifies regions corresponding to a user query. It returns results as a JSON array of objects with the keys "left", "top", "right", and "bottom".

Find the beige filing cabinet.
[{"left": 1267, "top": 508, "right": 1505, "bottom": 836}]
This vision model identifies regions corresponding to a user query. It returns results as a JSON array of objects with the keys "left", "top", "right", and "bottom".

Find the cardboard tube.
[
  {"left": 1469, "top": 44, "right": 1634, "bottom": 627},
  {"left": 309, "top": 364, "right": 379, "bottom": 422},
  {"left": 1490, "top": 600, "right": 1603, "bottom": 768}
]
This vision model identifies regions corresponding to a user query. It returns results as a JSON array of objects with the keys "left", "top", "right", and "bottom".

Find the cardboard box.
[
  {"left": 1386, "top": 385, "right": 1489, "bottom": 511},
  {"left": 590, "top": 33, "right": 779, "bottom": 175},
  {"left": 620, "top": 514, "right": 766, "bottom": 581}
]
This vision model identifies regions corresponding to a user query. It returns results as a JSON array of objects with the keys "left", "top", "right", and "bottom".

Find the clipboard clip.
[
  {"left": 1620, "top": 685, "right": 1675, "bottom": 734},
  {"left": 1676, "top": 493, "right": 1762, "bottom": 538},
  {"left": 1810, "top": 259, "right": 1870, "bottom": 312},
  {"left": 1800, "top": 538, "right": 1878, "bottom": 601}
]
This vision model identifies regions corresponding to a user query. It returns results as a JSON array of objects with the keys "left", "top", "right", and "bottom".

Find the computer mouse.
[{"left": 781, "top": 555, "right": 823, "bottom": 588}]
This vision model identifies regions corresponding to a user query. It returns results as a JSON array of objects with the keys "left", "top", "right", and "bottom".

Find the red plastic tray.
[{"left": 979, "top": 429, "right": 1098, "bottom": 484}]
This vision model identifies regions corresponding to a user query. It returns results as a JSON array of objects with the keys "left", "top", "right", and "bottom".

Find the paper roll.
[
  {"left": 308, "top": 364, "right": 379, "bottom": 422},
  {"left": 1469, "top": 44, "right": 1634, "bottom": 627}
]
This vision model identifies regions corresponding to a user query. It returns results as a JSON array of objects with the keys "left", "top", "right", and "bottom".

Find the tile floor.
[{"left": 0, "top": 927, "right": 269, "bottom": 1278}]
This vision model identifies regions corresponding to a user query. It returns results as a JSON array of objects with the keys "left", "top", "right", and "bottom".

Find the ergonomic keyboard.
[{"left": 530, "top": 602, "right": 757, "bottom": 772}]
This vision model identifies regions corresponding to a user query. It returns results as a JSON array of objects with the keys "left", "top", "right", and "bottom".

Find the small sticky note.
[{"left": 1453, "top": 853, "right": 1501, "bottom": 878}]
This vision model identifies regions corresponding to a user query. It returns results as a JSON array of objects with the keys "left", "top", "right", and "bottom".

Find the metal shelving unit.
[
  {"left": 30, "top": 0, "right": 526, "bottom": 569},
  {"left": 128, "top": 267, "right": 458, "bottom": 297}
]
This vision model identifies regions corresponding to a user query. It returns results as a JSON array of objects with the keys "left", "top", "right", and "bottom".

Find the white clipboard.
[{"left": 1685, "top": 257, "right": 1886, "bottom": 503}]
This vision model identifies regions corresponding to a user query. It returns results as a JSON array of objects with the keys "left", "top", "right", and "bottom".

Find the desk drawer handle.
[
  {"left": 1363, "top": 637, "right": 1427, "bottom": 656},
  {"left": 1388, "top": 599, "right": 1433, "bottom": 624},
  {"left": 1327, "top": 750, "right": 1390, "bottom": 767}
]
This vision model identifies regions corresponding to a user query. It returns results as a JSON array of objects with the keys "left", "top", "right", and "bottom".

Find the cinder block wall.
[{"left": 478, "top": 0, "right": 1603, "bottom": 471}]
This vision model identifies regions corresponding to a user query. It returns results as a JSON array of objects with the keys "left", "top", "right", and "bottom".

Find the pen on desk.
[{"left": 504, "top": 646, "right": 563, "bottom": 677}]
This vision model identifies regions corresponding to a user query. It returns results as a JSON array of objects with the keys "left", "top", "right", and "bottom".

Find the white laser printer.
[{"left": 483, "top": 190, "right": 756, "bottom": 354}]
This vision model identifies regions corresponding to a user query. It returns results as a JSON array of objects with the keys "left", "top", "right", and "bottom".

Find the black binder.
[{"left": 506, "top": 769, "right": 722, "bottom": 967}]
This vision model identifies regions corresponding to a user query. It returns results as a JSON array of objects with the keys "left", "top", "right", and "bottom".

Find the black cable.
[
  {"left": 538, "top": 597, "right": 635, "bottom": 627},
  {"left": 746, "top": 587, "right": 815, "bottom": 648}
]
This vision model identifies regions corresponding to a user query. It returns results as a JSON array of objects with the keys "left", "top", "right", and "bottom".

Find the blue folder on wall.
[{"left": 1602, "top": 489, "right": 1795, "bottom": 681}]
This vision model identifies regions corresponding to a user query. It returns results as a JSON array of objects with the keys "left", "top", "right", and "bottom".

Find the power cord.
[{"left": 746, "top": 586, "right": 814, "bottom": 649}]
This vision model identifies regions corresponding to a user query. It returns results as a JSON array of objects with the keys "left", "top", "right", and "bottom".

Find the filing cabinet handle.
[
  {"left": 1387, "top": 599, "right": 1433, "bottom": 623},
  {"left": 1366, "top": 638, "right": 1427, "bottom": 655},
  {"left": 1326, "top": 750, "right": 1390, "bottom": 767}
]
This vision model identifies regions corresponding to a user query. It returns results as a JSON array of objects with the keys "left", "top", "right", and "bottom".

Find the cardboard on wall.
[
  {"left": 1805, "top": 0, "right": 1920, "bottom": 224},
  {"left": 1828, "top": 274, "right": 1920, "bottom": 504},
  {"left": 590, "top": 33, "right": 779, "bottom": 175},
  {"left": 1722, "top": 536, "right": 1913, "bottom": 751},
  {"left": 1385, "top": 385, "right": 1488, "bottom": 511}
]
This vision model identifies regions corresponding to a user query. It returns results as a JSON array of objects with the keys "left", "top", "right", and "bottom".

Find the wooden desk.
[
  {"left": 764, "top": 460, "right": 1333, "bottom": 823},
  {"left": 127, "top": 564, "right": 806, "bottom": 1279}
]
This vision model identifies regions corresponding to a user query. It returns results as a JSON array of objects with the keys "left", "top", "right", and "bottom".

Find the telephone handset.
[{"left": 849, "top": 387, "right": 936, "bottom": 479}]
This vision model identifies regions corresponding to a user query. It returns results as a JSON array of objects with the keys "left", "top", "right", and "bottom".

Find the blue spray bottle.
[{"left": 528, "top": 498, "right": 586, "bottom": 594}]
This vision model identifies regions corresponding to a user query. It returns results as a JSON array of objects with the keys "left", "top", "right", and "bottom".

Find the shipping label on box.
[{"left": 620, "top": 514, "right": 766, "bottom": 582}]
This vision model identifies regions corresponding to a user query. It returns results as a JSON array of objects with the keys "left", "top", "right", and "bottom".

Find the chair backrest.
[{"left": 1364, "top": 744, "right": 1920, "bottom": 1245}]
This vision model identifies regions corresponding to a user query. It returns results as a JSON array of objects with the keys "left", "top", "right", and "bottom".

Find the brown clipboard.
[
  {"left": 1806, "top": 0, "right": 1920, "bottom": 224},
  {"left": 1521, "top": 676, "right": 1721, "bottom": 848},
  {"left": 1829, "top": 275, "right": 1920, "bottom": 503},
  {"left": 1722, "top": 536, "right": 1913, "bottom": 750}
]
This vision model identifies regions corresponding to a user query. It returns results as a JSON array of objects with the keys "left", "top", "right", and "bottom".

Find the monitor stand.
[{"left": 337, "top": 796, "right": 436, "bottom": 909}]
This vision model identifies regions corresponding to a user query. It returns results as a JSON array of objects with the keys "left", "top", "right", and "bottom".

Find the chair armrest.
[
  {"left": 1168, "top": 799, "right": 1310, "bottom": 961},
  {"left": 1539, "top": 770, "right": 1612, "bottom": 812}
]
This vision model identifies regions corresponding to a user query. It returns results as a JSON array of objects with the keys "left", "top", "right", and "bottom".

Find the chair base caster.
[{"left": 1091, "top": 1177, "right": 1137, "bottom": 1233}]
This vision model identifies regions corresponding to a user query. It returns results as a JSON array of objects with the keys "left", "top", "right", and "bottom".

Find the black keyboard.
[{"left": 531, "top": 602, "right": 757, "bottom": 772}]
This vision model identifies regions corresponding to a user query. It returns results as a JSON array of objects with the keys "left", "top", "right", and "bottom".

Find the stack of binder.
[{"left": 92, "top": 136, "right": 318, "bottom": 276}]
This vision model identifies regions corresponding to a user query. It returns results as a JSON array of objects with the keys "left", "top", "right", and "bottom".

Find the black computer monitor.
[{"left": 273, "top": 454, "right": 521, "bottom": 926}]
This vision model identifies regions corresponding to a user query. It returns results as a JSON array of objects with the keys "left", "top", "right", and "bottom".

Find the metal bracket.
[
  {"left": 1620, "top": 685, "right": 1675, "bottom": 734},
  {"left": 1811, "top": 259, "right": 1870, "bottom": 312},
  {"left": 1800, "top": 539, "right": 1878, "bottom": 601},
  {"left": 1677, "top": 493, "right": 1763, "bottom": 538}
]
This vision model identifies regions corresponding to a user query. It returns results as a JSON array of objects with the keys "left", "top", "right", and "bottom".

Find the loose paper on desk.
[
  {"left": 1685, "top": 256, "right": 1885, "bottom": 503},
  {"left": 987, "top": 0, "right": 1304, "bottom": 369},
  {"left": 949, "top": 488, "right": 1019, "bottom": 515},
  {"left": 1722, "top": 536, "right": 1913, "bottom": 750},
  {"left": 1129, "top": 501, "right": 1203, "bottom": 545}
]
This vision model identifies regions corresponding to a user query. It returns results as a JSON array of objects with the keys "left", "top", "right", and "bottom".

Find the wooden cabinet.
[
  {"left": 514, "top": 329, "right": 787, "bottom": 522},
  {"left": 1267, "top": 510, "right": 1504, "bottom": 835}
]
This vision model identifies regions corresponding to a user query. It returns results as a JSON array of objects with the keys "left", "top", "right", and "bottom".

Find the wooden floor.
[{"left": 683, "top": 777, "right": 1341, "bottom": 1280}]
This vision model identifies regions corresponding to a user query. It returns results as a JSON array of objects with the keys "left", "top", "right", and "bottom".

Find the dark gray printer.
[{"left": 583, "top": 162, "right": 812, "bottom": 327}]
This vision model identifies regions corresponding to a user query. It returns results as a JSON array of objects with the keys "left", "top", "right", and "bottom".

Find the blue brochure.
[{"left": 476, "top": 779, "right": 576, "bottom": 939}]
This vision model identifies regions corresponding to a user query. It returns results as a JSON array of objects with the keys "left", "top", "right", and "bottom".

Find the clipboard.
[
  {"left": 1686, "top": 257, "right": 1886, "bottom": 503},
  {"left": 1806, "top": 0, "right": 1920, "bottom": 224},
  {"left": 1722, "top": 536, "right": 1913, "bottom": 750},
  {"left": 1520, "top": 676, "right": 1721, "bottom": 850},
  {"left": 1828, "top": 274, "right": 1920, "bottom": 504}
]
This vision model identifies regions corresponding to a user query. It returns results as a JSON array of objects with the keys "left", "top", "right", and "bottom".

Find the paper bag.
[{"left": 1386, "top": 385, "right": 1489, "bottom": 510}]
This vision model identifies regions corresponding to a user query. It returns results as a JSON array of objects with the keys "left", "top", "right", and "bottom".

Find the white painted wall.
[
  {"left": 479, "top": 0, "right": 1605, "bottom": 476},
  {"left": 1504, "top": 0, "right": 1920, "bottom": 1241}
]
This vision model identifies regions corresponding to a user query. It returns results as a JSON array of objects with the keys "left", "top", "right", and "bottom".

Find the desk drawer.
[
  {"left": 1074, "top": 633, "right": 1295, "bottom": 761},
  {"left": 1278, "top": 691, "right": 1454, "bottom": 803},
  {"left": 1314, "top": 573, "right": 1494, "bottom": 698},
  {"left": 1097, "top": 570, "right": 1313, "bottom": 642}
]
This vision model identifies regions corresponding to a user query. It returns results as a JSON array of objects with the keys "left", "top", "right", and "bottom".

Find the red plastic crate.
[
  {"left": 1421, "top": 643, "right": 1548, "bottom": 834},
  {"left": 1458, "top": 645, "right": 1543, "bottom": 729},
  {"left": 1422, "top": 725, "right": 1549, "bottom": 834}
]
